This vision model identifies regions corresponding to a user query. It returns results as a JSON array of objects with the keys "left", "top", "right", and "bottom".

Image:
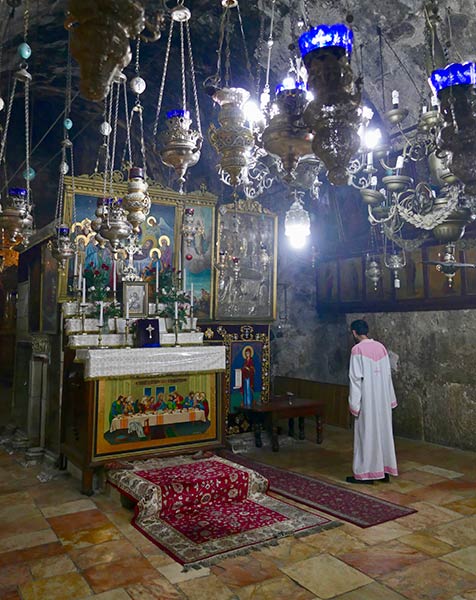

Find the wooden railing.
[{"left": 273, "top": 376, "right": 351, "bottom": 429}]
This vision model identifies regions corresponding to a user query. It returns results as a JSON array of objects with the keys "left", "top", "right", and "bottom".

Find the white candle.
[
  {"left": 77, "top": 262, "right": 82, "bottom": 292},
  {"left": 112, "top": 260, "right": 117, "bottom": 293},
  {"left": 367, "top": 151, "right": 373, "bottom": 167},
  {"left": 182, "top": 269, "right": 186, "bottom": 293},
  {"left": 73, "top": 252, "right": 78, "bottom": 277},
  {"left": 392, "top": 89, "right": 399, "bottom": 107},
  {"left": 125, "top": 299, "right": 129, "bottom": 320},
  {"left": 82, "top": 277, "right": 86, "bottom": 304},
  {"left": 190, "top": 283, "right": 194, "bottom": 309},
  {"left": 396, "top": 155, "right": 405, "bottom": 170},
  {"left": 174, "top": 301, "right": 178, "bottom": 320},
  {"left": 422, "top": 105, "right": 428, "bottom": 114},
  {"left": 98, "top": 301, "right": 104, "bottom": 327},
  {"left": 155, "top": 263, "right": 159, "bottom": 295},
  {"left": 431, "top": 95, "right": 439, "bottom": 109}
]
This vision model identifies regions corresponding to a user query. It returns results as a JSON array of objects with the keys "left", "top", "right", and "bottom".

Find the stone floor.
[{"left": 1, "top": 426, "right": 476, "bottom": 600}]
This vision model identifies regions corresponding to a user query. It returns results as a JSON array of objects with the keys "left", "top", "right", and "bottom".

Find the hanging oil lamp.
[{"left": 123, "top": 166, "right": 150, "bottom": 233}]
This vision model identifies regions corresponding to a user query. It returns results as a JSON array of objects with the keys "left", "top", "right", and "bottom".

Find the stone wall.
[
  {"left": 271, "top": 246, "right": 476, "bottom": 452},
  {"left": 346, "top": 311, "right": 476, "bottom": 452}
]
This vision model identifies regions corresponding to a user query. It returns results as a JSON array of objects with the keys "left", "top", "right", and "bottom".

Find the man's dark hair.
[{"left": 350, "top": 319, "right": 369, "bottom": 336}]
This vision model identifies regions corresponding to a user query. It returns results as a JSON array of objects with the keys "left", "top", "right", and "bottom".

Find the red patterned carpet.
[
  {"left": 107, "top": 455, "right": 338, "bottom": 568},
  {"left": 220, "top": 450, "right": 416, "bottom": 528}
]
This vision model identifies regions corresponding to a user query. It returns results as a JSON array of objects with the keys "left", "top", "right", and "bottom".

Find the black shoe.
[
  {"left": 381, "top": 473, "right": 390, "bottom": 483},
  {"left": 345, "top": 476, "right": 374, "bottom": 485}
]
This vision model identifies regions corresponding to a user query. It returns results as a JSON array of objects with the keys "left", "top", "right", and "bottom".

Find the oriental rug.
[
  {"left": 219, "top": 450, "right": 417, "bottom": 528},
  {"left": 107, "top": 455, "right": 338, "bottom": 568}
]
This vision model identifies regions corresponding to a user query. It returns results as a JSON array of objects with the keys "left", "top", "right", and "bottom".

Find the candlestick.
[
  {"left": 182, "top": 269, "right": 186, "bottom": 293},
  {"left": 173, "top": 318, "right": 180, "bottom": 347},
  {"left": 98, "top": 301, "right": 104, "bottom": 327},
  {"left": 97, "top": 326, "right": 103, "bottom": 347},
  {"left": 174, "top": 301, "right": 178, "bottom": 320},
  {"left": 82, "top": 277, "right": 86, "bottom": 304},
  {"left": 77, "top": 262, "right": 82, "bottom": 293},
  {"left": 125, "top": 299, "right": 129, "bottom": 320},
  {"left": 155, "top": 264, "right": 159, "bottom": 295},
  {"left": 190, "top": 283, "right": 194, "bottom": 310},
  {"left": 112, "top": 260, "right": 117, "bottom": 293},
  {"left": 124, "top": 318, "right": 131, "bottom": 347},
  {"left": 73, "top": 251, "right": 78, "bottom": 278}
]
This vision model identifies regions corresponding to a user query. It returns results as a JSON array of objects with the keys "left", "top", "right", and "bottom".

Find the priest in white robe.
[{"left": 347, "top": 319, "right": 398, "bottom": 484}]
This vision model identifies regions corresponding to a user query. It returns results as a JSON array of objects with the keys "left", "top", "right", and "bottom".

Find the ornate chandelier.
[{"left": 299, "top": 23, "right": 362, "bottom": 185}]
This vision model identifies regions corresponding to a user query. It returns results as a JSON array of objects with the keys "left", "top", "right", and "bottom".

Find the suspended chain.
[
  {"left": 185, "top": 21, "right": 202, "bottom": 136},
  {"left": 153, "top": 18, "right": 174, "bottom": 138},
  {"left": 139, "top": 99, "right": 147, "bottom": 178},
  {"left": 0, "top": 78, "right": 17, "bottom": 165},
  {"left": 109, "top": 80, "right": 121, "bottom": 194},
  {"left": 302, "top": 0, "right": 310, "bottom": 28},
  {"left": 55, "top": 143, "right": 66, "bottom": 222},
  {"left": 122, "top": 78, "right": 133, "bottom": 167},
  {"left": 264, "top": 0, "right": 276, "bottom": 93},
  {"left": 224, "top": 9, "right": 232, "bottom": 87},
  {"left": 214, "top": 7, "right": 228, "bottom": 87},
  {"left": 102, "top": 91, "right": 114, "bottom": 198},
  {"left": 24, "top": 76, "right": 31, "bottom": 206},
  {"left": 135, "top": 37, "right": 141, "bottom": 74},
  {"left": 236, "top": 2, "right": 254, "bottom": 88},
  {"left": 255, "top": 8, "right": 265, "bottom": 98},
  {"left": 70, "top": 142, "right": 76, "bottom": 223},
  {"left": 180, "top": 21, "right": 186, "bottom": 110}
]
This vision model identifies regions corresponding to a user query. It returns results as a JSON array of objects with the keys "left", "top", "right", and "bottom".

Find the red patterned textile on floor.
[
  {"left": 219, "top": 450, "right": 417, "bottom": 528},
  {"left": 108, "top": 455, "right": 338, "bottom": 567}
]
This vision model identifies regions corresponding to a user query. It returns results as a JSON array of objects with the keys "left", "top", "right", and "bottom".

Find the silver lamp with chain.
[
  {"left": 0, "top": 2, "right": 34, "bottom": 248},
  {"left": 153, "top": 1, "right": 202, "bottom": 193}
]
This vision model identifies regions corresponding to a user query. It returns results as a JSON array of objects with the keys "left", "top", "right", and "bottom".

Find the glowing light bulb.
[
  {"left": 363, "top": 127, "right": 382, "bottom": 150},
  {"left": 243, "top": 100, "right": 263, "bottom": 125}
]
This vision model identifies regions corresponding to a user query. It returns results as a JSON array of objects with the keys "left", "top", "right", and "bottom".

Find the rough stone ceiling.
[{"left": 0, "top": 0, "right": 475, "bottom": 226}]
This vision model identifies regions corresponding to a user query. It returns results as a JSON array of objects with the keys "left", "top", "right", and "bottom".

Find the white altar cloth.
[{"left": 76, "top": 345, "right": 226, "bottom": 380}]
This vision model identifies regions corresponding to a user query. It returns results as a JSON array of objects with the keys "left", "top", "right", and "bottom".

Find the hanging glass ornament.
[
  {"left": 17, "top": 42, "right": 31, "bottom": 60},
  {"left": 22, "top": 166, "right": 36, "bottom": 181},
  {"left": 284, "top": 191, "right": 311, "bottom": 249},
  {"left": 59, "top": 161, "right": 69, "bottom": 175},
  {"left": 64, "top": 118, "right": 73, "bottom": 130},
  {"left": 100, "top": 121, "right": 112, "bottom": 136},
  {"left": 153, "top": 2, "right": 203, "bottom": 192},
  {"left": 130, "top": 76, "right": 146, "bottom": 95}
]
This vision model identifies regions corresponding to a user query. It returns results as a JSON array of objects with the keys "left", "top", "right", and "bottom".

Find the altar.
[{"left": 61, "top": 345, "right": 225, "bottom": 495}]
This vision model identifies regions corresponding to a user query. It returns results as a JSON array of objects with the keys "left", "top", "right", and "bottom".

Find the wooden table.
[{"left": 242, "top": 396, "right": 325, "bottom": 452}]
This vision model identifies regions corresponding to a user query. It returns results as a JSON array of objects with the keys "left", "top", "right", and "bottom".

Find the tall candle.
[
  {"left": 367, "top": 151, "right": 373, "bottom": 167},
  {"left": 155, "top": 264, "right": 159, "bottom": 295},
  {"left": 73, "top": 251, "right": 78, "bottom": 277},
  {"left": 112, "top": 260, "right": 117, "bottom": 293},
  {"left": 78, "top": 262, "right": 83, "bottom": 292},
  {"left": 182, "top": 269, "right": 186, "bottom": 293},
  {"left": 174, "top": 301, "right": 178, "bottom": 320},
  {"left": 98, "top": 301, "right": 104, "bottom": 327},
  {"left": 82, "top": 277, "right": 86, "bottom": 304},
  {"left": 125, "top": 299, "right": 129, "bottom": 320}
]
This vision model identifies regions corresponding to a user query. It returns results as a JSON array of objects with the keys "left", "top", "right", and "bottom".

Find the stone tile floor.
[{"left": 1, "top": 425, "right": 476, "bottom": 599}]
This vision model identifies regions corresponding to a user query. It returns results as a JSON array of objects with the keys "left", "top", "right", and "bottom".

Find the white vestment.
[{"left": 348, "top": 338, "right": 398, "bottom": 480}]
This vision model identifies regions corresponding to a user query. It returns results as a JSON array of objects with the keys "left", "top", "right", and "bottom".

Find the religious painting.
[
  {"left": 338, "top": 257, "right": 363, "bottom": 303},
  {"left": 94, "top": 372, "right": 220, "bottom": 460},
  {"left": 396, "top": 249, "right": 425, "bottom": 301},
  {"left": 183, "top": 203, "right": 214, "bottom": 320},
  {"left": 200, "top": 323, "right": 270, "bottom": 420},
  {"left": 316, "top": 260, "right": 338, "bottom": 304},
  {"left": 61, "top": 174, "right": 180, "bottom": 300},
  {"left": 123, "top": 282, "right": 148, "bottom": 317},
  {"left": 41, "top": 243, "right": 59, "bottom": 334},
  {"left": 365, "top": 256, "right": 393, "bottom": 303},
  {"left": 426, "top": 244, "right": 462, "bottom": 298},
  {"left": 215, "top": 199, "right": 277, "bottom": 321},
  {"left": 462, "top": 247, "right": 476, "bottom": 294}
]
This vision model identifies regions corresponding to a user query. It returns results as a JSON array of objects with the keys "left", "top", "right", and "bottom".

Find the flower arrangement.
[
  {"left": 84, "top": 262, "right": 111, "bottom": 302},
  {"left": 157, "top": 266, "right": 190, "bottom": 329}
]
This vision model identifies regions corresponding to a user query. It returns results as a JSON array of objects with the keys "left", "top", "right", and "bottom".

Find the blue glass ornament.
[
  {"left": 64, "top": 118, "right": 73, "bottom": 130},
  {"left": 166, "top": 109, "right": 190, "bottom": 119},
  {"left": 429, "top": 62, "right": 476, "bottom": 94},
  {"left": 18, "top": 42, "right": 32, "bottom": 60},
  {"left": 299, "top": 23, "right": 353, "bottom": 58},
  {"left": 57, "top": 224, "right": 70, "bottom": 236},
  {"left": 23, "top": 167, "right": 36, "bottom": 181}
]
